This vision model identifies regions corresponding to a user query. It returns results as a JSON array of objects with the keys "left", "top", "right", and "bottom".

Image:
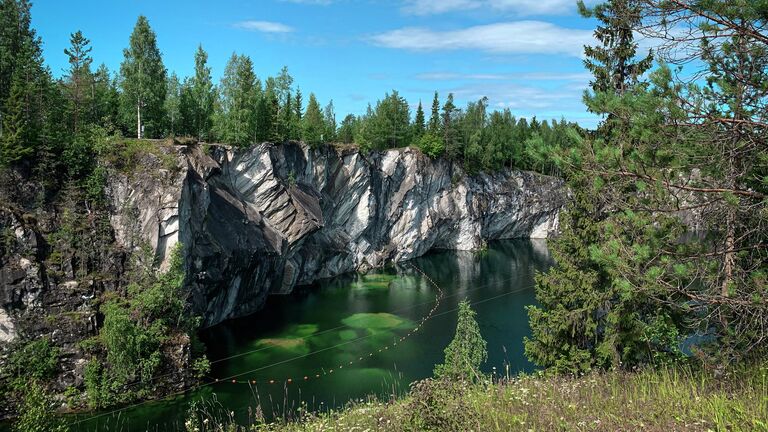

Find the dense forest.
[
  {"left": 0, "top": 4, "right": 580, "bottom": 187},
  {"left": 1, "top": 0, "right": 767, "bottom": 430}
]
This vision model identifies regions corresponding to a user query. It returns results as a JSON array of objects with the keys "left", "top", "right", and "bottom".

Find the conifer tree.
[
  {"left": 441, "top": 93, "right": 460, "bottom": 159},
  {"left": 337, "top": 114, "right": 356, "bottom": 144},
  {"left": 525, "top": 0, "right": 669, "bottom": 373},
  {"left": 63, "top": 30, "right": 93, "bottom": 134},
  {"left": 91, "top": 64, "right": 120, "bottom": 129},
  {"left": 292, "top": 88, "right": 303, "bottom": 140},
  {"left": 435, "top": 300, "right": 487, "bottom": 382},
  {"left": 189, "top": 45, "right": 214, "bottom": 141},
  {"left": 428, "top": 91, "right": 440, "bottom": 135},
  {"left": 413, "top": 100, "right": 426, "bottom": 138},
  {"left": 302, "top": 93, "right": 324, "bottom": 147},
  {"left": 323, "top": 100, "right": 336, "bottom": 142},
  {"left": 119, "top": 15, "right": 167, "bottom": 139},
  {"left": 217, "top": 53, "right": 257, "bottom": 146},
  {"left": 579, "top": 0, "right": 652, "bottom": 97}
]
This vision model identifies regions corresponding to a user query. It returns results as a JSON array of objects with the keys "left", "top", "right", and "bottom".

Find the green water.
[{"left": 70, "top": 239, "right": 552, "bottom": 431}]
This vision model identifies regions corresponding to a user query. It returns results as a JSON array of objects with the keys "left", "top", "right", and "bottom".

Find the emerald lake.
[{"left": 71, "top": 239, "right": 552, "bottom": 431}]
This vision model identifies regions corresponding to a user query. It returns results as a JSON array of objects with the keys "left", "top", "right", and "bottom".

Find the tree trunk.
[{"left": 137, "top": 96, "right": 142, "bottom": 139}]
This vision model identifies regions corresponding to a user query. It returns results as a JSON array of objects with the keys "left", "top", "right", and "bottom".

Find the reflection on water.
[{"left": 71, "top": 239, "right": 552, "bottom": 431}]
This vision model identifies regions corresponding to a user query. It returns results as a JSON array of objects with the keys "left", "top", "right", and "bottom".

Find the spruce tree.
[
  {"left": 579, "top": 0, "right": 652, "bottom": 97},
  {"left": 302, "top": 93, "right": 324, "bottom": 147},
  {"left": 217, "top": 53, "right": 257, "bottom": 146},
  {"left": 91, "top": 64, "right": 120, "bottom": 130},
  {"left": 435, "top": 300, "right": 487, "bottom": 382},
  {"left": 0, "top": 0, "right": 46, "bottom": 168},
  {"left": 525, "top": 0, "right": 672, "bottom": 373},
  {"left": 441, "top": 93, "right": 460, "bottom": 159},
  {"left": 63, "top": 30, "right": 93, "bottom": 134},
  {"left": 413, "top": 100, "right": 426, "bottom": 139},
  {"left": 292, "top": 88, "right": 303, "bottom": 140},
  {"left": 428, "top": 91, "right": 440, "bottom": 135},
  {"left": 119, "top": 15, "right": 167, "bottom": 139},
  {"left": 0, "top": 70, "right": 34, "bottom": 166}
]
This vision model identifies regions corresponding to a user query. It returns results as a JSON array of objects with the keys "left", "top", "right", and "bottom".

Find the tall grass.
[{"left": 190, "top": 363, "right": 768, "bottom": 431}]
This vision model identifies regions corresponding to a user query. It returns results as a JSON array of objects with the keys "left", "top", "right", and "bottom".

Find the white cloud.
[
  {"left": 402, "top": 0, "right": 481, "bottom": 15},
  {"left": 234, "top": 20, "right": 295, "bottom": 33},
  {"left": 401, "top": 0, "right": 591, "bottom": 16},
  {"left": 369, "top": 21, "right": 593, "bottom": 57}
]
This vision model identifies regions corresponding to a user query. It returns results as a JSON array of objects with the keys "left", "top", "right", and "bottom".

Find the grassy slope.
[{"left": 223, "top": 365, "right": 768, "bottom": 432}]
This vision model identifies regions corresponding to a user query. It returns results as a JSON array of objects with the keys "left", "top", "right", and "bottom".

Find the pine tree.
[
  {"left": 63, "top": 30, "right": 93, "bottom": 134},
  {"left": 434, "top": 300, "right": 487, "bottom": 382},
  {"left": 119, "top": 15, "right": 167, "bottom": 139},
  {"left": 302, "top": 93, "right": 324, "bottom": 148}
]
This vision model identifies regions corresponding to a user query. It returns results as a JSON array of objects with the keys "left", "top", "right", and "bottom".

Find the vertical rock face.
[{"left": 107, "top": 142, "right": 567, "bottom": 327}]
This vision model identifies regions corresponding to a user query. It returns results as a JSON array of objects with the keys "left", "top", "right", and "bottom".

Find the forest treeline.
[{"left": 0, "top": 3, "right": 580, "bottom": 191}]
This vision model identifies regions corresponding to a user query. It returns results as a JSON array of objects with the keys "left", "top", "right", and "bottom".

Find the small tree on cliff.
[{"left": 435, "top": 300, "right": 487, "bottom": 382}]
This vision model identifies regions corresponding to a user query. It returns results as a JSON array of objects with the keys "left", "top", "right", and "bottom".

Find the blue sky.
[{"left": 31, "top": 0, "right": 602, "bottom": 127}]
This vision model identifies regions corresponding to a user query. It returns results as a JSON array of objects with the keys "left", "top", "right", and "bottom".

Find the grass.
[
  {"left": 191, "top": 363, "right": 768, "bottom": 432},
  {"left": 103, "top": 138, "right": 180, "bottom": 175}
]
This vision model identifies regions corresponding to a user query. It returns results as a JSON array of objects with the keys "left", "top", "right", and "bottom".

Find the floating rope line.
[
  {"left": 109, "top": 270, "right": 526, "bottom": 391},
  {"left": 213, "top": 263, "right": 445, "bottom": 386},
  {"left": 70, "top": 266, "right": 533, "bottom": 426}
]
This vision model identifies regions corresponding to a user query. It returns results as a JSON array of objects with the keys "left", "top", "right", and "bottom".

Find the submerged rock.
[{"left": 107, "top": 142, "right": 567, "bottom": 327}]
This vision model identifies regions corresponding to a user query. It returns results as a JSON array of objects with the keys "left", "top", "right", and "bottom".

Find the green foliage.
[
  {"left": 414, "top": 133, "right": 444, "bottom": 158},
  {"left": 84, "top": 244, "right": 203, "bottom": 409},
  {"left": 215, "top": 53, "right": 258, "bottom": 146},
  {"left": 434, "top": 300, "right": 487, "bottom": 382},
  {"left": 301, "top": 93, "right": 325, "bottom": 147},
  {"left": 119, "top": 15, "right": 167, "bottom": 139},
  {"left": 187, "top": 45, "right": 215, "bottom": 140},
  {"left": 12, "top": 381, "right": 67, "bottom": 432},
  {"left": 6, "top": 338, "right": 60, "bottom": 382}
]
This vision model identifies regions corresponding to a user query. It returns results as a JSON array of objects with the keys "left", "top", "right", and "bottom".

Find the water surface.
[{"left": 73, "top": 239, "right": 552, "bottom": 430}]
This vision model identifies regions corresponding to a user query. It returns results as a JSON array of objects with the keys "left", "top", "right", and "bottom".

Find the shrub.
[
  {"left": 405, "top": 378, "right": 479, "bottom": 432},
  {"left": 6, "top": 338, "right": 60, "bottom": 382},
  {"left": 415, "top": 133, "right": 444, "bottom": 159},
  {"left": 12, "top": 381, "right": 67, "bottom": 432}
]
